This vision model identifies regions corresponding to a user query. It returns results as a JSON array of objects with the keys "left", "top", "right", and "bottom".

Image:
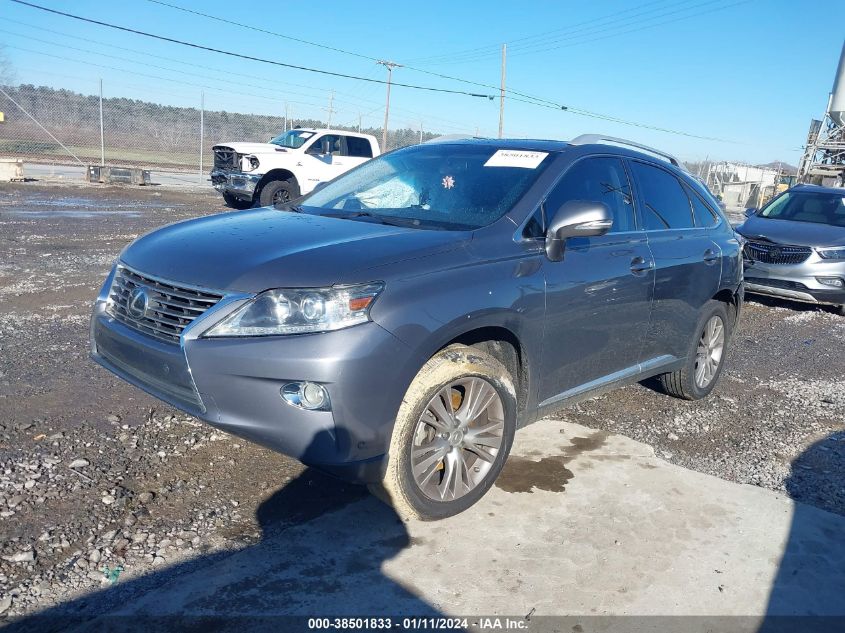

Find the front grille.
[
  {"left": 213, "top": 146, "right": 239, "bottom": 171},
  {"left": 107, "top": 267, "right": 224, "bottom": 344},
  {"left": 743, "top": 241, "right": 811, "bottom": 265},
  {"left": 745, "top": 277, "right": 809, "bottom": 292}
]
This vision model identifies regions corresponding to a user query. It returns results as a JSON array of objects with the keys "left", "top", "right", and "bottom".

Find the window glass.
[
  {"left": 684, "top": 183, "right": 719, "bottom": 227},
  {"left": 301, "top": 143, "right": 552, "bottom": 230},
  {"left": 522, "top": 208, "right": 544, "bottom": 239},
  {"left": 543, "top": 157, "right": 635, "bottom": 233},
  {"left": 269, "top": 130, "right": 314, "bottom": 149},
  {"left": 306, "top": 135, "right": 342, "bottom": 155},
  {"left": 631, "top": 162, "right": 694, "bottom": 230},
  {"left": 345, "top": 136, "right": 373, "bottom": 158},
  {"left": 759, "top": 191, "right": 845, "bottom": 227}
]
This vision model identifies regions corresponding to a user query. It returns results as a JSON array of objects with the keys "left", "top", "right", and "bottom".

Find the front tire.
[
  {"left": 370, "top": 345, "right": 517, "bottom": 521},
  {"left": 658, "top": 300, "right": 731, "bottom": 400},
  {"left": 222, "top": 192, "right": 253, "bottom": 210},
  {"left": 258, "top": 179, "right": 299, "bottom": 208}
]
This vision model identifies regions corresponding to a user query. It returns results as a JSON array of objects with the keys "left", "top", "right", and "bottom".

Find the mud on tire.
[{"left": 370, "top": 345, "right": 517, "bottom": 521}]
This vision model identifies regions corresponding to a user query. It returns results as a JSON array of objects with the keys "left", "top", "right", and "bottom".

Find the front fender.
[{"left": 370, "top": 251, "right": 547, "bottom": 417}]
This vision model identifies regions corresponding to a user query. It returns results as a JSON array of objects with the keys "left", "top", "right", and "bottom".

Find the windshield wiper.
[{"left": 323, "top": 211, "right": 424, "bottom": 228}]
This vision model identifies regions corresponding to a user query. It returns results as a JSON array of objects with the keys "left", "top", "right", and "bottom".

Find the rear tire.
[
  {"left": 222, "top": 192, "right": 253, "bottom": 210},
  {"left": 658, "top": 300, "right": 731, "bottom": 400},
  {"left": 370, "top": 345, "right": 517, "bottom": 521},
  {"left": 259, "top": 179, "right": 299, "bottom": 208}
]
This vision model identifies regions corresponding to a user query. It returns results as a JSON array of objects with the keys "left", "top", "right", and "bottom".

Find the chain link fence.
[{"left": 0, "top": 80, "right": 442, "bottom": 173}]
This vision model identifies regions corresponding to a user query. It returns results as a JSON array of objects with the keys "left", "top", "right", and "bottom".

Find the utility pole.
[
  {"left": 325, "top": 91, "right": 335, "bottom": 128},
  {"left": 199, "top": 91, "right": 205, "bottom": 183},
  {"left": 377, "top": 60, "right": 401, "bottom": 151},
  {"left": 419, "top": 121, "right": 423, "bottom": 144},
  {"left": 498, "top": 44, "right": 506, "bottom": 138},
  {"left": 284, "top": 101, "right": 289, "bottom": 133},
  {"left": 358, "top": 112, "right": 362, "bottom": 133},
  {"left": 99, "top": 78, "right": 105, "bottom": 166}
]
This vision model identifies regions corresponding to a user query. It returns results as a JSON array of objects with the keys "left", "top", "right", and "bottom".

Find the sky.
[{"left": 0, "top": 0, "right": 842, "bottom": 164}]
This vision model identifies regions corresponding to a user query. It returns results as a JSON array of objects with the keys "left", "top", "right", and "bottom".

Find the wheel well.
[
  {"left": 442, "top": 327, "right": 528, "bottom": 414},
  {"left": 257, "top": 169, "right": 298, "bottom": 193},
  {"left": 713, "top": 288, "right": 739, "bottom": 329}
]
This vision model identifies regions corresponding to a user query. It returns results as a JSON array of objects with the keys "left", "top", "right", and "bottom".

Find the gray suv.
[
  {"left": 90, "top": 135, "right": 743, "bottom": 519},
  {"left": 737, "top": 184, "right": 845, "bottom": 315}
]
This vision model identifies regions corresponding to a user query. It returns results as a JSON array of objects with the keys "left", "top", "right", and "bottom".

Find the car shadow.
[
  {"left": 7, "top": 434, "right": 442, "bottom": 633},
  {"left": 759, "top": 431, "right": 845, "bottom": 633}
]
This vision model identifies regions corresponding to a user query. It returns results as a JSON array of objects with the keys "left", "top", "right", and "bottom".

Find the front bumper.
[
  {"left": 743, "top": 257, "right": 845, "bottom": 307},
  {"left": 90, "top": 294, "right": 417, "bottom": 482},
  {"left": 210, "top": 169, "right": 261, "bottom": 200}
]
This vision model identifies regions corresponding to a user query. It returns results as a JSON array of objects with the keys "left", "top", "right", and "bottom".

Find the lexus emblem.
[{"left": 127, "top": 286, "right": 150, "bottom": 319}]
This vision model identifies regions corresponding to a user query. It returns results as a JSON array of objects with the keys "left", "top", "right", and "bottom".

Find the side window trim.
[{"left": 628, "top": 158, "right": 696, "bottom": 231}]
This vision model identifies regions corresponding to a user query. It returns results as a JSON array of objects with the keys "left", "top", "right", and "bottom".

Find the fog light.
[
  {"left": 816, "top": 277, "right": 845, "bottom": 288},
  {"left": 281, "top": 381, "right": 330, "bottom": 410}
]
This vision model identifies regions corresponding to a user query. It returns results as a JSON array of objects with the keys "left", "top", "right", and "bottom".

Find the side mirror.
[
  {"left": 545, "top": 200, "right": 612, "bottom": 262},
  {"left": 744, "top": 207, "right": 758, "bottom": 217}
]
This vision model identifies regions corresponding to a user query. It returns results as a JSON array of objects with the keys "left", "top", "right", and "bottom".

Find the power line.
[
  {"left": 7, "top": 0, "right": 496, "bottom": 100},
  {"left": 0, "top": 21, "right": 482, "bottom": 133},
  {"left": 6, "top": 0, "right": 748, "bottom": 145},
  {"left": 405, "top": 0, "right": 678, "bottom": 64},
  {"left": 413, "top": 0, "right": 746, "bottom": 65}
]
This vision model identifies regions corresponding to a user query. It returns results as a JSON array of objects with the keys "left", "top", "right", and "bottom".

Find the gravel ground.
[{"left": 0, "top": 182, "right": 843, "bottom": 619}]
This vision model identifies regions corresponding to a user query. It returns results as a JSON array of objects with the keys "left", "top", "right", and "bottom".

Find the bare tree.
[{"left": 0, "top": 44, "right": 16, "bottom": 87}]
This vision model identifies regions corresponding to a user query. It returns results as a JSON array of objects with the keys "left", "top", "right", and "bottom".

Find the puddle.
[
  {"left": 4, "top": 210, "right": 143, "bottom": 218},
  {"left": 495, "top": 455, "right": 573, "bottom": 493},
  {"left": 561, "top": 430, "right": 609, "bottom": 457},
  {"left": 0, "top": 194, "right": 186, "bottom": 217}
]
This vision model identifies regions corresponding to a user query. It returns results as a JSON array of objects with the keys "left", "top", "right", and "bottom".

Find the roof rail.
[{"left": 569, "top": 134, "right": 686, "bottom": 170}]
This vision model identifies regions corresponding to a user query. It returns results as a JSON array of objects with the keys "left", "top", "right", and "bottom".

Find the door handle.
[
  {"left": 703, "top": 249, "right": 719, "bottom": 264},
  {"left": 630, "top": 256, "right": 654, "bottom": 274}
]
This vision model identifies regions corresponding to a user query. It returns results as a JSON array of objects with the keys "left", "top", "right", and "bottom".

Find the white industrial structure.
[
  {"left": 702, "top": 161, "right": 783, "bottom": 210},
  {"left": 797, "top": 41, "right": 845, "bottom": 186}
]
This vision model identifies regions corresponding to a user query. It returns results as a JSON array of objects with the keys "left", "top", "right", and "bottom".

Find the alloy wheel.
[
  {"left": 410, "top": 377, "right": 504, "bottom": 502},
  {"left": 694, "top": 315, "right": 725, "bottom": 388}
]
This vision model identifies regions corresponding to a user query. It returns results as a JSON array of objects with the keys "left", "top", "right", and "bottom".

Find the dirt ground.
[{"left": 0, "top": 182, "right": 843, "bottom": 618}]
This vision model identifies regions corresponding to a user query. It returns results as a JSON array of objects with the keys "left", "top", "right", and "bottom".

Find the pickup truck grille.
[
  {"left": 213, "top": 146, "right": 239, "bottom": 171},
  {"left": 743, "top": 241, "right": 812, "bottom": 265},
  {"left": 107, "top": 267, "right": 224, "bottom": 344}
]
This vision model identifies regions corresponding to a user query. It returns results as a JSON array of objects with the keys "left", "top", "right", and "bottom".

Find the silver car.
[{"left": 737, "top": 184, "right": 845, "bottom": 316}]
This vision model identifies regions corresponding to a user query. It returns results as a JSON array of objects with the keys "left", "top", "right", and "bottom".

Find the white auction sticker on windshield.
[{"left": 484, "top": 149, "right": 548, "bottom": 169}]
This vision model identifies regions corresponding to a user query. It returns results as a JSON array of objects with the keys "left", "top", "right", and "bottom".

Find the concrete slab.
[{"left": 35, "top": 420, "right": 845, "bottom": 629}]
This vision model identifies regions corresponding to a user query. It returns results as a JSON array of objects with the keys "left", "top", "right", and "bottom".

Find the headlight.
[
  {"left": 203, "top": 283, "right": 384, "bottom": 337},
  {"left": 818, "top": 248, "right": 845, "bottom": 260},
  {"left": 243, "top": 155, "right": 260, "bottom": 171}
]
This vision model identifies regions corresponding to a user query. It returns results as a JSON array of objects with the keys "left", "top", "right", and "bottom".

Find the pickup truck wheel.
[
  {"left": 370, "top": 345, "right": 517, "bottom": 521},
  {"left": 657, "top": 300, "right": 731, "bottom": 400},
  {"left": 259, "top": 179, "right": 299, "bottom": 208},
  {"left": 222, "top": 192, "right": 253, "bottom": 210}
]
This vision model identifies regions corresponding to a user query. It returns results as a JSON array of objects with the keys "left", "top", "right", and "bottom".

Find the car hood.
[
  {"left": 213, "top": 142, "right": 292, "bottom": 155},
  {"left": 737, "top": 215, "right": 845, "bottom": 248},
  {"left": 120, "top": 209, "right": 468, "bottom": 293}
]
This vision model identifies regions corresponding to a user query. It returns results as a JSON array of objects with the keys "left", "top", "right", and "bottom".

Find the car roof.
[
  {"left": 427, "top": 137, "right": 571, "bottom": 153},
  {"left": 426, "top": 137, "right": 689, "bottom": 173},
  {"left": 788, "top": 183, "right": 845, "bottom": 196}
]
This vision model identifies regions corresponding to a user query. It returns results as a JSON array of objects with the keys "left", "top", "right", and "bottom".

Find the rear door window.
[
  {"left": 344, "top": 136, "right": 374, "bottom": 158},
  {"left": 631, "top": 161, "right": 694, "bottom": 230}
]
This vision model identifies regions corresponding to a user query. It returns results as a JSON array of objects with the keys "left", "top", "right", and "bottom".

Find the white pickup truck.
[{"left": 211, "top": 128, "right": 381, "bottom": 209}]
